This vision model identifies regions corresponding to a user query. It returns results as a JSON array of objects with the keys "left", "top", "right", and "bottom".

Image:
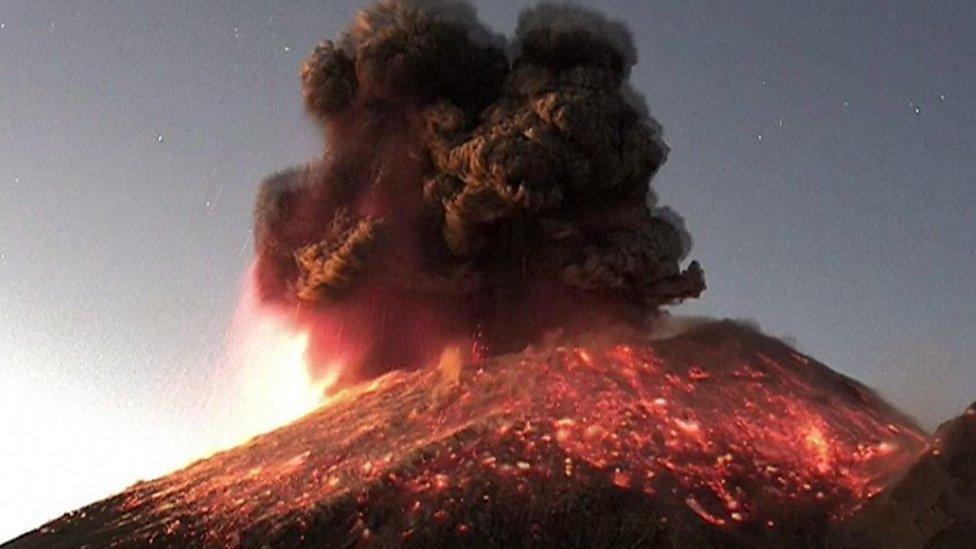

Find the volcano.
[
  {"left": 10, "top": 321, "right": 966, "bottom": 548},
  {"left": 8, "top": 2, "right": 971, "bottom": 547}
]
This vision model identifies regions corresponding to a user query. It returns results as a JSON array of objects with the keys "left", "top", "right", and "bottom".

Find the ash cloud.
[{"left": 252, "top": 0, "right": 704, "bottom": 384}]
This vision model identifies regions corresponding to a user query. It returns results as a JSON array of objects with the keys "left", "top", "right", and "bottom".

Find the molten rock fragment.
[
  {"left": 252, "top": 0, "right": 704, "bottom": 384},
  {"left": 12, "top": 322, "right": 929, "bottom": 548}
]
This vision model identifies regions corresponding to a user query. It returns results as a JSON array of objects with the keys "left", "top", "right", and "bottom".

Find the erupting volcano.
[
  {"left": 8, "top": 323, "right": 942, "bottom": 547},
  {"left": 8, "top": 1, "right": 973, "bottom": 547},
  {"left": 250, "top": 0, "right": 703, "bottom": 390}
]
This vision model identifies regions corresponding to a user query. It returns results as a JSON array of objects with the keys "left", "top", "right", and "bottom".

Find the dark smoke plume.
[{"left": 253, "top": 0, "right": 704, "bottom": 385}]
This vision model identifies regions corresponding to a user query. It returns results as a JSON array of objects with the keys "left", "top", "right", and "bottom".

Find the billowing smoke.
[{"left": 252, "top": 0, "right": 704, "bottom": 386}]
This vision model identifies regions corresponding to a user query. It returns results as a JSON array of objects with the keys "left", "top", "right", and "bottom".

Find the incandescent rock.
[{"left": 6, "top": 322, "right": 933, "bottom": 548}]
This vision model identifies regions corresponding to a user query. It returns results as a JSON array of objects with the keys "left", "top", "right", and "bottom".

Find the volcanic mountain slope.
[
  {"left": 834, "top": 401, "right": 976, "bottom": 547},
  {"left": 8, "top": 321, "right": 933, "bottom": 548}
]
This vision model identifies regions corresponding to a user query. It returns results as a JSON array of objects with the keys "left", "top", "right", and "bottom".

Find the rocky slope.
[
  {"left": 8, "top": 321, "right": 954, "bottom": 548},
  {"left": 833, "top": 402, "right": 976, "bottom": 547}
]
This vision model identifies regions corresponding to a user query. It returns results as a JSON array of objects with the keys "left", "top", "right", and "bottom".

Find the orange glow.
[
  {"left": 32, "top": 323, "right": 930, "bottom": 546},
  {"left": 803, "top": 424, "right": 833, "bottom": 474},
  {"left": 220, "top": 264, "right": 341, "bottom": 447},
  {"left": 233, "top": 327, "right": 335, "bottom": 438}
]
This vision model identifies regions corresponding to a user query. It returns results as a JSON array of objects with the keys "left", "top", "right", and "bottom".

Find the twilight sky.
[{"left": 1, "top": 0, "right": 974, "bottom": 541}]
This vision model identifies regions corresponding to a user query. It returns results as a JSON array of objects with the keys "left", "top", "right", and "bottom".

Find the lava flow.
[{"left": 19, "top": 322, "right": 928, "bottom": 547}]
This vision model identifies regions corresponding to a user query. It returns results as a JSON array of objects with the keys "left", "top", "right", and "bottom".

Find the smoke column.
[{"left": 252, "top": 0, "right": 704, "bottom": 387}]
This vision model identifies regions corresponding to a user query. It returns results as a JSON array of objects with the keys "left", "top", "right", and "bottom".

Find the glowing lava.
[{"left": 25, "top": 321, "right": 929, "bottom": 547}]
